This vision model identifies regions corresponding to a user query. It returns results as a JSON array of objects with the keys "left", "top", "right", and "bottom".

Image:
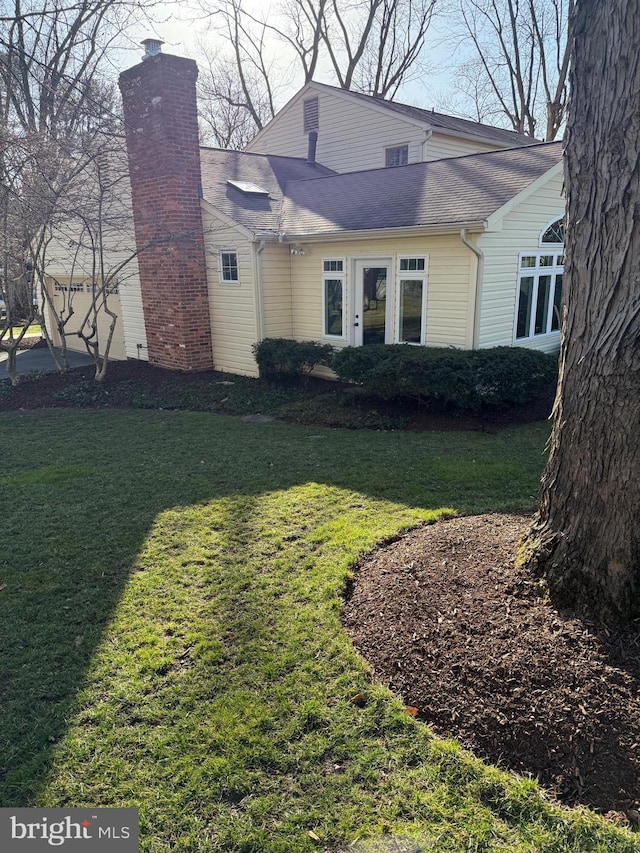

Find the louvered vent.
[{"left": 303, "top": 96, "right": 319, "bottom": 133}]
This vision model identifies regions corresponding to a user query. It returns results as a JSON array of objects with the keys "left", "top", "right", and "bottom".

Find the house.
[
  {"left": 43, "top": 47, "right": 565, "bottom": 377},
  {"left": 245, "top": 80, "right": 537, "bottom": 171}
]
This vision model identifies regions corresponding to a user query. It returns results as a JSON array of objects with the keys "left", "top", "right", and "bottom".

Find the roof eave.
[
  {"left": 279, "top": 221, "right": 488, "bottom": 243},
  {"left": 429, "top": 126, "right": 538, "bottom": 149}
]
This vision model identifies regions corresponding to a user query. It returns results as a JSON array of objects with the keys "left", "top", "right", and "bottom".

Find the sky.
[{"left": 119, "top": 0, "right": 461, "bottom": 116}]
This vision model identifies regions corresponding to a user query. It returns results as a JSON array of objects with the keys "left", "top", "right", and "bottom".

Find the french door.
[{"left": 353, "top": 259, "right": 392, "bottom": 346}]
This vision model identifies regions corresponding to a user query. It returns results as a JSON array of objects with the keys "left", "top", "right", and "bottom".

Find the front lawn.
[{"left": 0, "top": 409, "right": 636, "bottom": 852}]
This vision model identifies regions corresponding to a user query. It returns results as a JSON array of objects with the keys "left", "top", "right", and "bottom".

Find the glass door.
[{"left": 354, "top": 260, "right": 391, "bottom": 346}]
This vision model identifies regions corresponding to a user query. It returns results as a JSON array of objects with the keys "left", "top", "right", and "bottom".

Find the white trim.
[
  {"left": 384, "top": 143, "right": 410, "bottom": 168},
  {"left": 218, "top": 248, "right": 240, "bottom": 285},
  {"left": 395, "top": 255, "right": 429, "bottom": 345},
  {"left": 513, "top": 251, "right": 564, "bottom": 343},
  {"left": 352, "top": 257, "right": 393, "bottom": 347},
  {"left": 539, "top": 215, "right": 565, "bottom": 248},
  {"left": 321, "top": 257, "right": 347, "bottom": 340},
  {"left": 484, "top": 160, "right": 564, "bottom": 232}
]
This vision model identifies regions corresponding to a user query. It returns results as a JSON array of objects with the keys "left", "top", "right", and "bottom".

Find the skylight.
[{"left": 226, "top": 179, "right": 270, "bottom": 196}]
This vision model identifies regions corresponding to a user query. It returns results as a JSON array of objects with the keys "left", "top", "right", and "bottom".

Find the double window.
[
  {"left": 219, "top": 250, "right": 239, "bottom": 283},
  {"left": 385, "top": 145, "right": 408, "bottom": 168},
  {"left": 397, "top": 257, "right": 427, "bottom": 344},
  {"left": 322, "top": 259, "right": 345, "bottom": 338}
]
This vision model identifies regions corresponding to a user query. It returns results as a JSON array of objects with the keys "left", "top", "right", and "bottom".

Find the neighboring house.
[{"left": 44, "top": 47, "right": 565, "bottom": 377}]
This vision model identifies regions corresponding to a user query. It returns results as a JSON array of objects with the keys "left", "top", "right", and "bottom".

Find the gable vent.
[{"left": 303, "top": 96, "right": 319, "bottom": 133}]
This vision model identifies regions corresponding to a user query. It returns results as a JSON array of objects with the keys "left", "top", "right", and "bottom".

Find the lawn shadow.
[{"left": 0, "top": 409, "right": 549, "bottom": 807}]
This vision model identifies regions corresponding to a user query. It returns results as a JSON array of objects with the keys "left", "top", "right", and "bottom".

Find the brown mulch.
[
  {"left": 343, "top": 514, "right": 640, "bottom": 824},
  {"left": 0, "top": 358, "right": 554, "bottom": 432}
]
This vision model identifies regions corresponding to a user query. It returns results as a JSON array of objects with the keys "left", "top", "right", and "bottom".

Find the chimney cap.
[{"left": 141, "top": 38, "right": 164, "bottom": 60}]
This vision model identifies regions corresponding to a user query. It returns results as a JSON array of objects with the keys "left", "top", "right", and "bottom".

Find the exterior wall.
[
  {"left": 246, "top": 87, "right": 427, "bottom": 173},
  {"left": 425, "top": 134, "right": 501, "bottom": 161},
  {"left": 289, "top": 234, "right": 474, "bottom": 349},
  {"left": 203, "top": 207, "right": 258, "bottom": 376},
  {"left": 42, "top": 228, "right": 147, "bottom": 361},
  {"left": 260, "top": 242, "right": 293, "bottom": 339},
  {"left": 477, "top": 171, "right": 565, "bottom": 352}
]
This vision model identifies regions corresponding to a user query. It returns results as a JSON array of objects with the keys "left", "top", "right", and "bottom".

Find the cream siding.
[
  {"left": 424, "top": 134, "right": 501, "bottom": 161},
  {"left": 42, "top": 227, "right": 145, "bottom": 360},
  {"left": 260, "top": 242, "right": 293, "bottom": 339},
  {"left": 288, "top": 234, "right": 474, "bottom": 349},
  {"left": 477, "top": 171, "right": 565, "bottom": 353},
  {"left": 246, "top": 87, "right": 427, "bottom": 173},
  {"left": 203, "top": 208, "right": 258, "bottom": 376}
]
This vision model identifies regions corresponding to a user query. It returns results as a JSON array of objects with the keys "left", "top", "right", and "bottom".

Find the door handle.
[{"left": 354, "top": 322, "right": 359, "bottom": 327}]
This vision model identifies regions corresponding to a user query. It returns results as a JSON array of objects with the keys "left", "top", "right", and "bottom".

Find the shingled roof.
[
  {"left": 199, "top": 148, "right": 335, "bottom": 235},
  {"left": 200, "top": 142, "right": 563, "bottom": 238},
  {"left": 279, "top": 142, "right": 563, "bottom": 237},
  {"left": 324, "top": 83, "right": 538, "bottom": 148},
  {"left": 200, "top": 148, "right": 335, "bottom": 234}
]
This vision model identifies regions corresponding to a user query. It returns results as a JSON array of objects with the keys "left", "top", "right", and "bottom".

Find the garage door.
[{"left": 47, "top": 277, "right": 126, "bottom": 360}]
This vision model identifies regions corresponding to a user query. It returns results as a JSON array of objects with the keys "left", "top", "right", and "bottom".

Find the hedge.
[
  {"left": 331, "top": 344, "right": 558, "bottom": 410},
  {"left": 253, "top": 338, "right": 334, "bottom": 380}
]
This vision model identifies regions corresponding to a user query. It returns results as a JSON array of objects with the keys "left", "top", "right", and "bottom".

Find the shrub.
[
  {"left": 332, "top": 345, "right": 557, "bottom": 411},
  {"left": 253, "top": 338, "right": 334, "bottom": 380}
]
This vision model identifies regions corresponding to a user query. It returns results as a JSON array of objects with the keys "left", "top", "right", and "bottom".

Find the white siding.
[
  {"left": 425, "top": 134, "right": 501, "bottom": 161},
  {"left": 477, "top": 171, "right": 565, "bottom": 353},
  {"left": 246, "top": 87, "right": 427, "bottom": 173},
  {"left": 203, "top": 208, "right": 258, "bottom": 376},
  {"left": 261, "top": 242, "right": 293, "bottom": 338},
  {"left": 289, "top": 234, "right": 474, "bottom": 349}
]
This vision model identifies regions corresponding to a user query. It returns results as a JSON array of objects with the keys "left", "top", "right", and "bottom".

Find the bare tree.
[
  {"left": 520, "top": 0, "right": 640, "bottom": 621},
  {"left": 0, "top": 0, "right": 153, "bottom": 381},
  {"left": 453, "top": 0, "right": 572, "bottom": 140},
  {"left": 196, "top": 0, "right": 439, "bottom": 149},
  {"left": 327, "top": 0, "right": 437, "bottom": 98},
  {"left": 35, "top": 137, "right": 142, "bottom": 381}
]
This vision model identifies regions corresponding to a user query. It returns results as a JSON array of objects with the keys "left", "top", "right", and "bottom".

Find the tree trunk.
[{"left": 520, "top": 0, "right": 640, "bottom": 622}]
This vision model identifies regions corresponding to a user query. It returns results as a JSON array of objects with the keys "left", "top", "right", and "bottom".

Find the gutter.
[
  {"left": 280, "top": 221, "right": 487, "bottom": 243},
  {"left": 253, "top": 239, "right": 266, "bottom": 342},
  {"left": 460, "top": 228, "right": 484, "bottom": 349}
]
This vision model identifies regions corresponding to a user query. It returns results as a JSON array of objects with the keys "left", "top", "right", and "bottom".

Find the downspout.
[
  {"left": 253, "top": 239, "right": 266, "bottom": 342},
  {"left": 460, "top": 228, "right": 484, "bottom": 349}
]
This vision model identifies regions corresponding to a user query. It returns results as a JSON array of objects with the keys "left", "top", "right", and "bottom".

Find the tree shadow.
[{"left": 0, "top": 409, "right": 547, "bottom": 807}]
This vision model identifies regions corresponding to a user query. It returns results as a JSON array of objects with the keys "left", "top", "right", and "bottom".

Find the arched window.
[{"left": 540, "top": 217, "right": 564, "bottom": 246}]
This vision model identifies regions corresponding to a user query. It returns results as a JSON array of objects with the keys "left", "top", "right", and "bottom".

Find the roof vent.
[{"left": 141, "top": 38, "right": 164, "bottom": 60}]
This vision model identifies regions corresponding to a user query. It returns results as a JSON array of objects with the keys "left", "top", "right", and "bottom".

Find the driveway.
[{"left": 0, "top": 344, "right": 94, "bottom": 379}]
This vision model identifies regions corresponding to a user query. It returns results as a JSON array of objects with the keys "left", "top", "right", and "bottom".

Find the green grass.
[{"left": 0, "top": 409, "right": 636, "bottom": 852}]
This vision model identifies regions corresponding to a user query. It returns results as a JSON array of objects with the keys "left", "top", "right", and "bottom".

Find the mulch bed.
[
  {"left": 343, "top": 514, "right": 640, "bottom": 826},
  {"left": 0, "top": 358, "right": 554, "bottom": 432}
]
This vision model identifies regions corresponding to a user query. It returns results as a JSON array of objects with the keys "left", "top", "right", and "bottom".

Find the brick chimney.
[{"left": 118, "top": 49, "right": 213, "bottom": 371}]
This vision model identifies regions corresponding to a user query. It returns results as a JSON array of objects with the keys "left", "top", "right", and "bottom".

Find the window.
[
  {"left": 397, "top": 257, "right": 428, "bottom": 345},
  {"left": 322, "top": 259, "right": 345, "bottom": 338},
  {"left": 515, "top": 253, "right": 564, "bottom": 340},
  {"left": 540, "top": 217, "right": 564, "bottom": 246},
  {"left": 385, "top": 145, "right": 408, "bottom": 167},
  {"left": 219, "top": 250, "right": 239, "bottom": 283},
  {"left": 303, "top": 97, "right": 319, "bottom": 133}
]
